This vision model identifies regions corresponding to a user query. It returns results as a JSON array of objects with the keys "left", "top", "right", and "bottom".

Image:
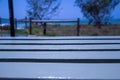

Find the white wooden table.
[{"left": 0, "top": 36, "right": 120, "bottom": 80}]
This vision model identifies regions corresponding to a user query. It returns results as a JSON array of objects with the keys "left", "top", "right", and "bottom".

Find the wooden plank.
[
  {"left": 0, "top": 41, "right": 120, "bottom": 46},
  {"left": 0, "top": 63, "right": 120, "bottom": 79},
  {"left": 0, "top": 40, "right": 120, "bottom": 43},
  {"left": 0, "top": 37, "right": 120, "bottom": 79},
  {"left": 0, "top": 51, "right": 120, "bottom": 59},
  {"left": 0, "top": 36, "right": 120, "bottom": 40},
  {"left": 0, "top": 45, "right": 120, "bottom": 49}
]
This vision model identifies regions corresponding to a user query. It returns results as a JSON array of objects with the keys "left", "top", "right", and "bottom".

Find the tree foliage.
[
  {"left": 75, "top": 0, "right": 120, "bottom": 27},
  {"left": 26, "top": 0, "right": 61, "bottom": 20}
]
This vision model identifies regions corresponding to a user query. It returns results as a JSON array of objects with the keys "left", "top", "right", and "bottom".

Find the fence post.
[
  {"left": 0, "top": 17, "right": 1, "bottom": 31},
  {"left": 8, "top": 0, "right": 15, "bottom": 37},
  {"left": 29, "top": 18, "right": 32, "bottom": 35},
  {"left": 25, "top": 17, "right": 27, "bottom": 27},
  {"left": 77, "top": 18, "right": 80, "bottom": 36},
  {"left": 0, "top": 17, "right": 1, "bottom": 25},
  {"left": 43, "top": 22, "right": 47, "bottom": 35}
]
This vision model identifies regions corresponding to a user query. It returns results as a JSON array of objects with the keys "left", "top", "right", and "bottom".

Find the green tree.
[
  {"left": 75, "top": 0, "right": 120, "bottom": 28},
  {"left": 26, "top": 0, "right": 61, "bottom": 20}
]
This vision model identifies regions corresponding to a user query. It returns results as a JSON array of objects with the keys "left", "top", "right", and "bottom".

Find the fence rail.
[{"left": 17, "top": 18, "right": 78, "bottom": 23}]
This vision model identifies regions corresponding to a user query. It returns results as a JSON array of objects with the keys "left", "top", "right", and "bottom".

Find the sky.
[{"left": 0, "top": 0, "right": 120, "bottom": 20}]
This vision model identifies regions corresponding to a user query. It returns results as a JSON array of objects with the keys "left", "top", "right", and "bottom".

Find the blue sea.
[
  {"left": 1, "top": 19, "right": 27, "bottom": 29},
  {"left": 1, "top": 19, "right": 120, "bottom": 29},
  {"left": 80, "top": 19, "right": 120, "bottom": 24}
]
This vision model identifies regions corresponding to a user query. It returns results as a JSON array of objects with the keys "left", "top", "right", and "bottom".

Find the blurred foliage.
[
  {"left": 75, "top": 0, "right": 120, "bottom": 28},
  {"left": 26, "top": 0, "right": 61, "bottom": 20}
]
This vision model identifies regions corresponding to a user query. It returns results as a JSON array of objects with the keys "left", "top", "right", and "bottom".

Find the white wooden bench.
[{"left": 0, "top": 36, "right": 120, "bottom": 80}]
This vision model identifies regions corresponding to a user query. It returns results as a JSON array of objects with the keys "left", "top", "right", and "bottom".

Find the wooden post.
[
  {"left": 29, "top": 18, "right": 32, "bottom": 35},
  {"left": 77, "top": 18, "right": 80, "bottom": 36},
  {"left": 43, "top": 22, "right": 47, "bottom": 35},
  {"left": 25, "top": 17, "right": 27, "bottom": 27},
  {"left": 8, "top": 0, "right": 15, "bottom": 37},
  {"left": 0, "top": 17, "right": 1, "bottom": 25},
  {"left": 0, "top": 17, "right": 1, "bottom": 31}
]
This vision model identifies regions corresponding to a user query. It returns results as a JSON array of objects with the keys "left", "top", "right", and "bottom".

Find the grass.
[
  {"left": 0, "top": 29, "right": 27, "bottom": 35},
  {"left": 1, "top": 24, "right": 120, "bottom": 36},
  {"left": 0, "top": 30, "right": 10, "bottom": 34},
  {"left": 79, "top": 24, "right": 120, "bottom": 36},
  {"left": 15, "top": 29, "right": 27, "bottom": 35},
  {"left": 32, "top": 28, "right": 43, "bottom": 35},
  {"left": 45, "top": 31, "right": 56, "bottom": 36}
]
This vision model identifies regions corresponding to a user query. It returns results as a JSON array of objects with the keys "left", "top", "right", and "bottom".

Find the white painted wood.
[
  {"left": 0, "top": 36, "right": 120, "bottom": 40},
  {"left": 0, "top": 63, "right": 120, "bottom": 79},
  {"left": 0, "top": 51, "right": 120, "bottom": 59},
  {"left": 0, "top": 40, "right": 120, "bottom": 44},
  {"left": 0, "top": 45, "right": 120, "bottom": 49},
  {"left": 0, "top": 36, "right": 120, "bottom": 79}
]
